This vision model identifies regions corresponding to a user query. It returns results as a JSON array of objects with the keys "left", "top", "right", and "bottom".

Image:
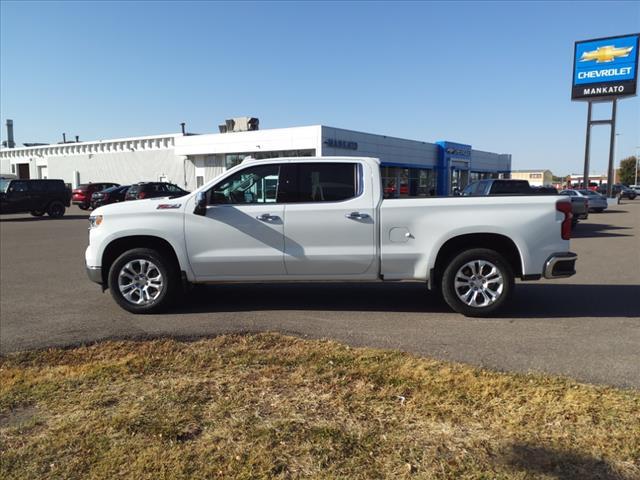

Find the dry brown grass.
[{"left": 1, "top": 333, "right": 638, "bottom": 479}]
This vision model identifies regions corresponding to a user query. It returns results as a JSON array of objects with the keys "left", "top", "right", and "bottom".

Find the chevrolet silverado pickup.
[{"left": 85, "top": 157, "right": 577, "bottom": 317}]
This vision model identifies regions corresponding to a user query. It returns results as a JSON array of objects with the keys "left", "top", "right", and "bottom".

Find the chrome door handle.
[
  {"left": 345, "top": 211, "right": 370, "bottom": 220},
  {"left": 256, "top": 213, "right": 279, "bottom": 222}
]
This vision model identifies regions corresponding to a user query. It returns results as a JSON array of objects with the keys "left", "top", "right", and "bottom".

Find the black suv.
[
  {"left": 125, "top": 182, "right": 189, "bottom": 201},
  {"left": 596, "top": 184, "right": 637, "bottom": 200},
  {"left": 0, "top": 179, "right": 71, "bottom": 218}
]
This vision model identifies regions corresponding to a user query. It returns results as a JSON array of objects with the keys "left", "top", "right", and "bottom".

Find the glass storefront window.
[
  {"left": 470, "top": 171, "right": 500, "bottom": 182},
  {"left": 451, "top": 169, "right": 470, "bottom": 193}
]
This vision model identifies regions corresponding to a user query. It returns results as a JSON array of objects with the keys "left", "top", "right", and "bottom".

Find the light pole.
[
  {"left": 633, "top": 145, "right": 640, "bottom": 190},
  {"left": 613, "top": 132, "right": 621, "bottom": 186}
]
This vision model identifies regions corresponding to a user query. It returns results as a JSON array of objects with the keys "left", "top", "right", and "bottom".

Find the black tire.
[
  {"left": 108, "top": 248, "right": 178, "bottom": 314},
  {"left": 441, "top": 248, "right": 514, "bottom": 317},
  {"left": 78, "top": 204, "right": 89, "bottom": 210},
  {"left": 30, "top": 210, "right": 45, "bottom": 217},
  {"left": 47, "top": 201, "right": 65, "bottom": 218},
  {"left": 594, "top": 208, "right": 604, "bottom": 213}
]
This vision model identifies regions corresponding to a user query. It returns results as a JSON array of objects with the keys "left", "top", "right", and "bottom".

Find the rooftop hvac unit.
[{"left": 218, "top": 117, "right": 259, "bottom": 133}]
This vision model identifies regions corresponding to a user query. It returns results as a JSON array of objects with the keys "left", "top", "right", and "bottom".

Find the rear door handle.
[
  {"left": 256, "top": 213, "right": 279, "bottom": 222},
  {"left": 345, "top": 211, "right": 370, "bottom": 220}
]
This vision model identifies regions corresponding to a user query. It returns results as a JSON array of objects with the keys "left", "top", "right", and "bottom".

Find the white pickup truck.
[{"left": 86, "top": 157, "right": 577, "bottom": 317}]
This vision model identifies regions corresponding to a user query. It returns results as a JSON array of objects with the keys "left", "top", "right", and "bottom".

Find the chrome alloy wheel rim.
[
  {"left": 118, "top": 259, "right": 164, "bottom": 305},
  {"left": 454, "top": 260, "right": 504, "bottom": 308}
]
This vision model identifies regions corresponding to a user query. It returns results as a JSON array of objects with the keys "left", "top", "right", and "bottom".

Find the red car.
[{"left": 72, "top": 182, "right": 119, "bottom": 210}]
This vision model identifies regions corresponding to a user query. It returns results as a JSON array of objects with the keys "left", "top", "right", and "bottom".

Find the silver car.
[{"left": 560, "top": 189, "right": 608, "bottom": 213}]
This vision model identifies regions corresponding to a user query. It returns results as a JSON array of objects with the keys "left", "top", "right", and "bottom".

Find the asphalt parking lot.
[{"left": 1, "top": 203, "right": 639, "bottom": 388}]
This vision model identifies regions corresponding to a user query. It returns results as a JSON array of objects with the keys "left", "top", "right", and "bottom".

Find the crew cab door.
[
  {"left": 282, "top": 162, "right": 376, "bottom": 276},
  {"left": 184, "top": 163, "right": 286, "bottom": 279}
]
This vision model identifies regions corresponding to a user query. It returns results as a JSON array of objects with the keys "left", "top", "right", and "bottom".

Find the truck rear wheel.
[
  {"left": 441, "top": 248, "right": 514, "bottom": 317},
  {"left": 47, "top": 201, "right": 66, "bottom": 218},
  {"left": 108, "top": 248, "right": 178, "bottom": 314}
]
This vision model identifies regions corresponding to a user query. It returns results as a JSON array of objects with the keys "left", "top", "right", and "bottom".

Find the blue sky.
[{"left": 1, "top": 0, "right": 638, "bottom": 175}]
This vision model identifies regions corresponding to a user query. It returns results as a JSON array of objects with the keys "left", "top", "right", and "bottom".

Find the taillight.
[
  {"left": 556, "top": 200, "right": 572, "bottom": 240},
  {"left": 138, "top": 192, "right": 147, "bottom": 199}
]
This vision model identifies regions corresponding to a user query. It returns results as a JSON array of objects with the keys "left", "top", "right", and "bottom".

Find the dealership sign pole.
[{"left": 572, "top": 33, "right": 639, "bottom": 197}]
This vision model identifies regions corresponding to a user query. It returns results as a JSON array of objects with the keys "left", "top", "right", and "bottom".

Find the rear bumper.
[
  {"left": 543, "top": 252, "right": 577, "bottom": 279},
  {"left": 86, "top": 265, "right": 103, "bottom": 284}
]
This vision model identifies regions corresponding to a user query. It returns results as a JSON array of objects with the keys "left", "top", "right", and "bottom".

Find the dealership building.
[{"left": 0, "top": 120, "right": 511, "bottom": 196}]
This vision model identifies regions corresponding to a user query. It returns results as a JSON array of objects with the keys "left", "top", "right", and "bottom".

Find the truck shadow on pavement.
[
  {"left": 572, "top": 222, "right": 632, "bottom": 238},
  {"left": 172, "top": 282, "right": 640, "bottom": 319},
  {"left": 506, "top": 443, "right": 634, "bottom": 480}
]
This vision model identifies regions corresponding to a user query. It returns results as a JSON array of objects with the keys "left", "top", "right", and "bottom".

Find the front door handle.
[
  {"left": 345, "top": 211, "right": 370, "bottom": 220},
  {"left": 256, "top": 213, "right": 279, "bottom": 222}
]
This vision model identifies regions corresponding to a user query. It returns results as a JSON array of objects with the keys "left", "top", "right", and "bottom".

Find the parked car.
[
  {"left": 558, "top": 190, "right": 589, "bottom": 224},
  {"left": 124, "top": 182, "right": 189, "bottom": 201},
  {"left": 461, "top": 179, "right": 532, "bottom": 196},
  {"left": 72, "top": 183, "right": 119, "bottom": 210},
  {"left": 596, "top": 184, "right": 637, "bottom": 200},
  {"left": 0, "top": 178, "right": 71, "bottom": 218},
  {"left": 573, "top": 189, "right": 608, "bottom": 212},
  {"left": 86, "top": 157, "right": 577, "bottom": 317},
  {"left": 91, "top": 185, "right": 130, "bottom": 209},
  {"left": 630, "top": 185, "right": 640, "bottom": 195}
]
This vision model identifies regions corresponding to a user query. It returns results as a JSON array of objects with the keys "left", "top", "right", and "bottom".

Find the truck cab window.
[
  {"left": 9, "top": 181, "right": 29, "bottom": 193},
  {"left": 210, "top": 164, "right": 280, "bottom": 204},
  {"left": 296, "top": 163, "right": 357, "bottom": 202}
]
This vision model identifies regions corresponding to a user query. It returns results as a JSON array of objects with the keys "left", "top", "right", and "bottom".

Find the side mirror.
[{"left": 194, "top": 191, "right": 207, "bottom": 216}]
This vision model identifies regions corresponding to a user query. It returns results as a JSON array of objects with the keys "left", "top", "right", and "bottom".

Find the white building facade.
[{"left": 0, "top": 125, "right": 511, "bottom": 196}]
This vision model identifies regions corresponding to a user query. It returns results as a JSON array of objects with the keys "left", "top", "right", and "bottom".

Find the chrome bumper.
[
  {"left": 86, "top": 265, "right": 103, "bottom": 284},
  {"left": 543, "top": 253, "right": 577, "bottom": 279}
]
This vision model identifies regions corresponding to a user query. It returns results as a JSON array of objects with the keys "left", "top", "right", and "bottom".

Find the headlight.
[{"left": 88, "top": 215, "right": 103, "bottom": 229}]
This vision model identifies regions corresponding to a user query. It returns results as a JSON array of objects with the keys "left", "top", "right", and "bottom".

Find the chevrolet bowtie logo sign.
[
  {"left": 572, "top": 34, "right": 639, "bottom": 100},
  {"left": 580, "top": 45, "right": 634, "bottom": 63}
]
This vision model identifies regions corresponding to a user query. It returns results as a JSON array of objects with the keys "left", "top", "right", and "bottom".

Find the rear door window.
[
  {"left": 294, "top": 163, "right": 358, "bottom": 203},
  {"left": 30, "top": 181, "right": 47, "bottom": 193},
  {"left": 46, "top": 181, "right": 65, "bottom": 192}
]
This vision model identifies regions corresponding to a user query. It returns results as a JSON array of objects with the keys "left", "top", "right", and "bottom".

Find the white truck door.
[
  {"left": 283, "top": 162, "right": 376, "bottom": 275},
  {"left": 184, "top": 163, "right": 286, "bottom": 279}
]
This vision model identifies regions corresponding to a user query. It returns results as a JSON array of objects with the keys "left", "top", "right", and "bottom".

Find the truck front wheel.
[
  {"left": 441, "top": 248, "right": 514, "bottom": 317},
  {"left": 108, "top": 248, "right": 178, "bottom": 314}
]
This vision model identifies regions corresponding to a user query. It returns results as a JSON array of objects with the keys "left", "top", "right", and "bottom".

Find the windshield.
[{"left": 0, "top": 179, "right": 11, "bottom": 193}]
